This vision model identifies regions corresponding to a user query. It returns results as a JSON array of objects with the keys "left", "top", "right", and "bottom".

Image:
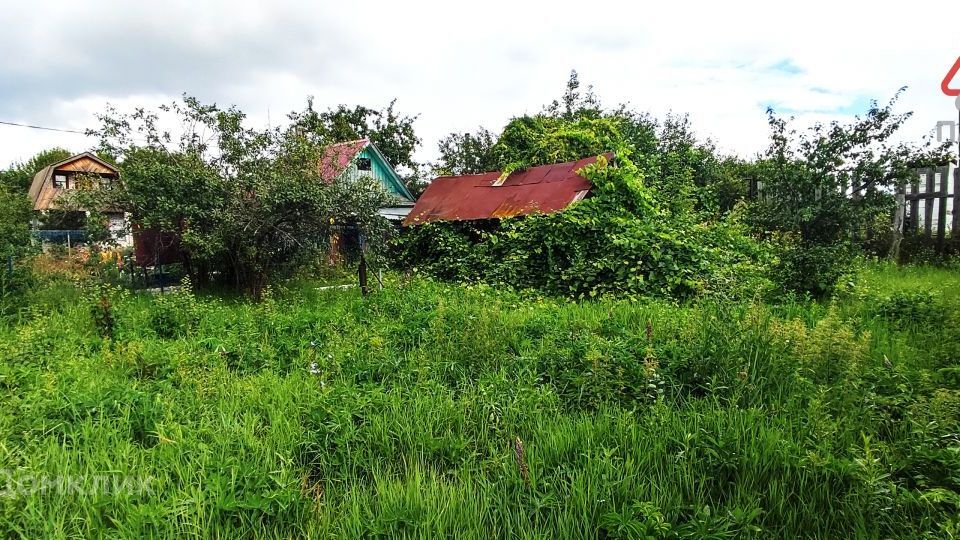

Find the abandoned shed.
[{"left": 403, "top": 153, "right": 612, "bottom": 226}]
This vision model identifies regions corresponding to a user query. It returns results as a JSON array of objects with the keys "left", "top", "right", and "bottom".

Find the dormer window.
[
  {"left": 53, "top": 174, "right": 66, "bottom": 189},
  {"left": 357, "top": 157, "right": 372, "bottom": 171}
]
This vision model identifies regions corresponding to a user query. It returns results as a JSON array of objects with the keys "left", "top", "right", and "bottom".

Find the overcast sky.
[{"left": 1, "top": 0, "right": 959, "bottom": 169}]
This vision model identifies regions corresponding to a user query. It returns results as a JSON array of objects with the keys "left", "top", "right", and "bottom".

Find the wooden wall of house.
[
  {"left": 56, "top": 156, "right": 116, "bottom": 175},
  {"left": 358, "top": 147, "right": 409, "bottom": 200}
]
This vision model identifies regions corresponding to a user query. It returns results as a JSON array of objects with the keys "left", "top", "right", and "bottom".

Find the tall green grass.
[{"left": 0, "top": 264, "right": 958, "bottom": 538}]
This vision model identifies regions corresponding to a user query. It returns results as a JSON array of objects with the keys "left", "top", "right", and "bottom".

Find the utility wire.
[
  {"left": 0, "top": 120, "right": 89, "bottom": 135},
  {"left": 0, "top": 118, "right": 157, "bottom": 147}
]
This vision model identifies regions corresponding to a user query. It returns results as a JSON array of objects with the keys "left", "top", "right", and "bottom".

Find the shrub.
[
  {"left": 396, "top": 155, "right": 772, "bottom": 301},
  {"left": 873, "top": 290, "right": 947, "bottom": 328},
  {"left": 770, "top": 238, "right": 857, "bottom": 298},
  {"left": 148, "top": 281, "right": 200, "bottom": 339}
]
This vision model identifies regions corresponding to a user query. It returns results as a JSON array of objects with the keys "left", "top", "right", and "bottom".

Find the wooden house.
[
  {"left": 319, "top": 138, "right": 416, "bottom": 221},
  {"left": 27, "top": 152, "right": 131, "bottom": 246}
]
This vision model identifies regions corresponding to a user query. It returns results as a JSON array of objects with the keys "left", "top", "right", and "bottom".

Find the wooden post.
[
  {"left": 358, "top": 255, "right": 369, "bottom": 296},
  {"left": 357, "top": 231, "right": 369, "bottom": 296},
  {"left": 910, "top": 172, "right": 921, "bottom": 235},
  {"left": 925, "top": 171, "right": 935, "bottom": 238},
  {"left": 937, "top": 167, "right": 948, "bottom": 253},
  {"left": 953, "top": 166, "right": 960, "bottom": 238},
  {"left": 890, "top": 183, "right": 906, "bottom": 262}
]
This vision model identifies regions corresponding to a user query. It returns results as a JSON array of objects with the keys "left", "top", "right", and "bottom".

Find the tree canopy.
[
  {"left": 75, "top": 96, "right": 398, "bottom": 298},
  {"left": 0, "top": 147, "right": 73, "bottom": 192}
]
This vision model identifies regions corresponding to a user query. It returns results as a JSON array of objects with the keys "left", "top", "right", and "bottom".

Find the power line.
[{"left": 0, "top": 120, "right": 89, "bottom": 135}]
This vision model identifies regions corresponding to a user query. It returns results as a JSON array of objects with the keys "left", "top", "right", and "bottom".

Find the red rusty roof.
[
  {"left": 319, "top": 138, "right": 368, "bottom": 182},
  {"left": 404, "top": 154, "right": 611, "bottom": 225}
]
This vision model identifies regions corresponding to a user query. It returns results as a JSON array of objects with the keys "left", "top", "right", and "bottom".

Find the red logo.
[{"left": 943, "top": 57, "right": 960, "bottom": 96}]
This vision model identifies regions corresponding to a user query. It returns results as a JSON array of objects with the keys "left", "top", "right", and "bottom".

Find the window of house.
[
  {"left": 357, "top": 157, "right": 372, "bottom": 171},
  {"left": 53, "top": 174, "right": 66, "bottom": 189}
]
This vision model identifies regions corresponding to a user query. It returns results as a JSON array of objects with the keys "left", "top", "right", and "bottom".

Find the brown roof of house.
[{"left": 28, "top": 152, "right": 119, "bottom": 211}]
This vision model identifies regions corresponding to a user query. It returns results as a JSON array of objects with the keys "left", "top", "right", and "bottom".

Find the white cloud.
[{"left": 1, "top": 0, "right": 958, "bottom": 167}]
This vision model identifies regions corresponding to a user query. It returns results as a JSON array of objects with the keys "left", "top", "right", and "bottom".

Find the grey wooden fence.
[{"left": 898, "top": 166, "right": 959, "bottom": 241}]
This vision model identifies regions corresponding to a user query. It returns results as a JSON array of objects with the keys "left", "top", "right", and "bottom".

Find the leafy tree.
[
  {"left": 434, "top": 128, "right": 499, "bottom": 175},
  {"left": 750, "top": 90, "right": 950, "bottom": 296},
  {"left": 286, "top": 98, "right": 421, "bottom": 176},
  {"left": 0, "top": 148, "right": 73, "bottom": 192},
  {"left": 81, "top": 96, "right": 395, "bottom": 299},
  {"left": 545, "top": 69, "right": 602, "bottom": 120},
  {"left": 492, "top": 115, "right": 624, "bottom": 170},
  {"left": 0, "top": 186, "right": 34, "bottom": 260},
  {"left": 0, "top": 185, "right": 36, "bottom": 310}
]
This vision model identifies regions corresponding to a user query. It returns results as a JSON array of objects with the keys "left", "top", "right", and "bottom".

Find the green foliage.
[
  {"left": 770, "top": 237, "right": 857, "bottom": 298},
  {"left": 0, "top": 185, "right": 34, "bottom": 260},
  {"left": 434, "top": 128, "right": 499, "bottom": 176},
  {"left": 0, "top": 264, "right": 958, "bottom": 537},
  {"left": 873, "top": 289, "right": 947, "bottom": 328},
  {"left": 0, "top": 147, "right": 72, "bottom": 192},
  {"left": 0, "top": 185, "right": 37, "bottom": 316},
  {"left": 82, "top": 96, "right": 397, "bottom": 298},
  {"left": 399, "top": 153, "right": 771, "bottom": 301},
  {"left": 492, "top": 115, "right": 624, "bottom": 170},
  {"left": 749, "top": 92, "right": 950, "bottom": 296},
  {"left": 148, "top": 282, "right": 200, "bottom": 339},
  {"left": 286, "top": 97, "right": 421, "bottom": 176}
]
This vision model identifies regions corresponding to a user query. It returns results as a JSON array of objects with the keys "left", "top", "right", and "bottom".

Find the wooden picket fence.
[
  {"left": 749, "top": 165, "right": 958, "bottom": 258},
  {"left": 897, "top": 166, "right": 959, "bottom": 243}
]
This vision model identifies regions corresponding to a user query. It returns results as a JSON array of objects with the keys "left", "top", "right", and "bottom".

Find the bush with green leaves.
[
  {"left": 0, "top": 186, "right": 38, "bottom": 317},
  {"left": 873, "top": 289, "right": 948, "bottom": 328},
  {"left": 748, "top": 92, "right": 950, "bottom": 297},
  {"left": 73, "top": 97, "right": 399, "bottom": 299},
  {"left": 397, "top": 154, "right": 772, "bottom": 301}
]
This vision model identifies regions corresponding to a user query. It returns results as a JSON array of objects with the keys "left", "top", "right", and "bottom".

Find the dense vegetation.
[
  {"left": 0, "top": 263, "right": 958, "bottom": 537},
  {"left": 2, "top": 71, "right": 958, "bottom": 538},
  {"left": 402, "top": 74, "right": 951, "bottom": 300},
  {"left": 64, "top": 97, "right": 413, "bottom": 299}
]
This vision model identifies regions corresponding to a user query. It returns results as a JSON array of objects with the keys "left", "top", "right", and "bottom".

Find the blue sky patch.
[
  {"left": 767, "top": 59, "right": 804, "bottom": 75},
  {"left": 761, "top": 95, "right": 875, "bottom": 116}
]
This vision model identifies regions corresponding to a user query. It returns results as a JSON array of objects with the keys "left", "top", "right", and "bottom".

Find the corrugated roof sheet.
[
  {"left": 318, "top": 138, "right": 368, "bottom": 182},
  {"left": 404, "top": 153, "right": 611, "bottom": 225}
]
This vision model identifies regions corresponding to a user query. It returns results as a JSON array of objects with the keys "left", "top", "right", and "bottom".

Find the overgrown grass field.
[{"left": 1, "top": 263, "right": 959, "bottom": 538}]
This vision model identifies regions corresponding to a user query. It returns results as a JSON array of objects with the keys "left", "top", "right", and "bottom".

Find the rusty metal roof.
[
  {"left": 318, "top": 138, "right": 368, "bottom": 182},
  {"left": 404, "top": 154, "right": 610, "bottom": 225}
]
